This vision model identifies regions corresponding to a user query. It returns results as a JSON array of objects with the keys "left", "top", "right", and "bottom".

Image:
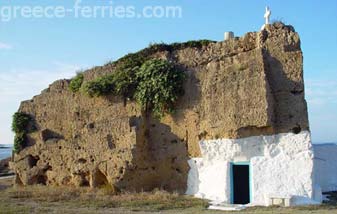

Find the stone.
[
  {"left": 10, "top": 23, "right": 310, "bottom": 201},
  {"left": 0, "top": 157, "right": 11, "bottom": 174}
]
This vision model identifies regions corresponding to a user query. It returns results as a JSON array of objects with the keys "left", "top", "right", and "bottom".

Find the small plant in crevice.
[
  {"left": 12, "top": 112, "right": 33, "bottom": 153},
  {"left": 69, "top": 72, "right": 84, "bottom": 92}
]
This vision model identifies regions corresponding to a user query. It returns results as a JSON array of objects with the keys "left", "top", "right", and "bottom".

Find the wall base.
[{"left": 186, "top": 131, "right": 321, "bottom": 206}]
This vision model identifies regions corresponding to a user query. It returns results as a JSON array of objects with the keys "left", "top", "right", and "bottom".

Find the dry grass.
[
  {"left": 1, "top": 185, "right": 208, "bottom": 212},
  {"left": 1, "top": 179, "right": 337, "bottom": 214}
]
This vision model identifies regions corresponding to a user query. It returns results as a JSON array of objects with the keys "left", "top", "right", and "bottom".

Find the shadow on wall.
[
  {"left": 116, "top": 64, "right": 199, "bottom": 193},
  {"left": 263, "top": 49, "right": 308, "bottom": 134},
  {"left": 117, "top": 116, "right": 189, "bottom": 193},
  {"left": 41, "top": 129, "right": 64, "bottom": 142},
  {"left": 170, "top": 65, "right": 202, "bottom": 125}
]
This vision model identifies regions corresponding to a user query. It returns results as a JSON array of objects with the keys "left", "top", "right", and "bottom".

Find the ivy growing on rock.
[
  {"left": 12, "top": 112, "right": 31, "bottom": 134},
  {"left": 82, "top": 59, "right": 186, "bottom": 118},
  {"left": 14, "top": 133, "right": 26, "bottom": 154},
  {"left": 12, "top": 112, "right": 33, "bottom": 153},
  {"left": 135, "top": 59, "right": 186, "bottom": 118},
  {"left": 78, "top": 40, "right": 214, "bottom": 117}
]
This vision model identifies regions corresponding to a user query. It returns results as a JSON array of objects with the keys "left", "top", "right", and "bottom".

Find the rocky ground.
[{"left": 0, "top": 177, "right": 336, "bottom": 214}]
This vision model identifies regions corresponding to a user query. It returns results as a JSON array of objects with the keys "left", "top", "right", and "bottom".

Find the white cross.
[{"left": 264, "top": 6, "right": 271, "bottom": 25}]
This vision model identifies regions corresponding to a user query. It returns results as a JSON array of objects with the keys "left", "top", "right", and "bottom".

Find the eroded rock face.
[{"left": 10, "top": 23, "right": 309, "bottom": 192}]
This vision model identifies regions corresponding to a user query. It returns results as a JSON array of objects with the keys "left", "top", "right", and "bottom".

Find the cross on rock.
[
  {"left": 264, "top": 6, "right": 271, "bottom": 25},
  {"left": 261, "top": 6, "right": 272, "bottom": 30}
]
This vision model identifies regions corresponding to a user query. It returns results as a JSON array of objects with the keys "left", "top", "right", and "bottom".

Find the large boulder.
[{"left": 11, "top": 23, "right": 308, "bottom": 193}]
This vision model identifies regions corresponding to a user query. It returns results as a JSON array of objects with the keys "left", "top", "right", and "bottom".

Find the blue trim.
[
  {"left": 230, "top": 162, "right": 233, "bottom": 203},
  {"left": 230, "top": 161, "right": 252, "bottom": 204}
]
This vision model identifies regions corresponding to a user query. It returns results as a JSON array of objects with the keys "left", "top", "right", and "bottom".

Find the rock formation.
[{"left": 10, "top": 22, "right": 309, "bottom": 195}]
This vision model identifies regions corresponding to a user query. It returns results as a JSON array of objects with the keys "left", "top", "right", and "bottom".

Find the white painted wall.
[
  {"left": 186, "top": 131, "right": 319, "bottom": 206},
  {"left": 186, "top": 159, "right": 230, "bottom": 202},
  {"left": 313, "top": 143, "right": 337, "bottom": 192}
]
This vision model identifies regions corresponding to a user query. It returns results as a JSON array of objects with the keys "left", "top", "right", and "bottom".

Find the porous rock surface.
[{"left": 10, "top": 23, "right": 309, "bottom": 192}]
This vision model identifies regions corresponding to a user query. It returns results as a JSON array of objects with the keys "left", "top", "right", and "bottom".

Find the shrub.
[
  {"left": 105, "top": 40, "right": 215, "bottom": 68},
  {"left": 135, "top": 59, "right": 186, "bottom": 118},
  {"left": 69, "top": 72, "right": 84, "bottom": 92},
  {"left": 112, "top": 68, "right": 138, "bottom": 99},
  {"left": 116, "top": 53, "right": 146, "bottom": 70},
  {"left": 82, "top": 40, "right": 214, "bottom": 98},
  {"left": 171, "top": 39, "right": 215, "bottom": 49},
  {"left": 83, "top": 39, "right": 209, "bottom": 117},
  {"left": 82, "top": 68, "right": 139, "bottom": 99},
  {"left": 12, "top": 112, "right": 32, "bottom": 153},
  {"left": 83, "top": 53, "right": 144, "bottom": 98},
  {"left": 95, "top": 53, "right": 145, "bottom": 99},
  {"left": 82, "top": 75, "right": 115, "bottom": 97},
  {"left": 13, "top": 133, "right": 26, "bottom": 154},
  {"left": 84, "top": 58, "right": 186, "bottom": 118},
  {"left": 12, "top": 112, "right": 31, "bottom": 134}
]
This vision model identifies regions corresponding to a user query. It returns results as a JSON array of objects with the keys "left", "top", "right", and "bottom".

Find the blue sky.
[{"left": 0, "top": 0, "right": 336, "bottom": 144}]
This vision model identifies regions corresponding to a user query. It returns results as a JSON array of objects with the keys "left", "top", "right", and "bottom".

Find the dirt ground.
[{"left": 1, "top": 177, "right": 337, "bottom": 214}]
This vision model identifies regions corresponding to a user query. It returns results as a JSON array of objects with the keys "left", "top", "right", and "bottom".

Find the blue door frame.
[{"left": 230, "top": 161, "right": 252, "bottom": 204}]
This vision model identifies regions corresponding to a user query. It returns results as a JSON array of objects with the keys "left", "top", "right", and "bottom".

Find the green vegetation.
[
  {"left": 77, "top": 40, "right": 215, "bottom": 117},
  {"left": 82, "top": 74, "right": 115, "bottom": 97},
  {"left": 135, "top": 59, "right": 186, "bottom": 118},
  {"left": 12, "top": 112, "right": 31, "bottom": 134},
  {"left": 12, "top": 112, "right": 32, "bottom": 153},
  {"left": 82, "top": 58, "right": 185, "bottom": 118},
  {"left": 102, "top": 40, "right": 215, "bottom": 72},
  {"left": 109, "top": 40, "right": 215, "bottom": 66},
  {"left": 69, "top": 72, "right": 84, "bottom": 92},
  {"left": 170, "top": 40, "right": 215, "bottom": 49},
  {"left": 13, "top": 133, "right": 26, "bottom": 154},
  {"left": 81, "top": 53, "right": 146, "bottom": 98}
]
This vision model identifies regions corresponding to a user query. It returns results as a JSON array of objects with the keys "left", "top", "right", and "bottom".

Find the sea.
[
  {"left": 0, "top": 144, "right": 13, "bottom": 160},
  {"left": 0, "top": 142, "right": 335, "bottom": 161}
]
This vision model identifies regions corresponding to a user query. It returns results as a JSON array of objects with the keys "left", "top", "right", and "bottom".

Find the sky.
[{"left": 0, "top": 0, "right": 336, "bottom": 144}]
